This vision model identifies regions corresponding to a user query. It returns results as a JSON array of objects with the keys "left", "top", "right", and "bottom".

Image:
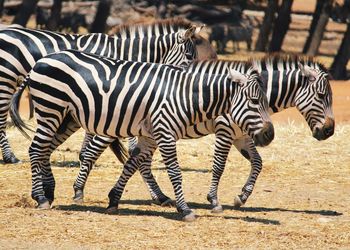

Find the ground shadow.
[
  {"left": 152, "top": 166, "right": 210, "bottom": 173},
  {"left": 52, "top": 161, "right": 80, "bottom": 168},
  {"left": 82, "top": 199, "right": 342, "bottom": 217},
  {"left": 0, "top": 159, "right": 29, "bottom": 164},
  {"left": 56, "top": 201, "right": 280, "bottom": 224},
  {"left": 234, "top": 206, "right": 343, "bottom": 216}
]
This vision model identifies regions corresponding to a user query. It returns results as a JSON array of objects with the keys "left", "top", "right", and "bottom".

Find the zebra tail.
[
  {"left": 109, "top": 139, "right": 129, "bottom": 164},
  {"left": 9, "top": 77, "right": 34, "bottom": 140}
]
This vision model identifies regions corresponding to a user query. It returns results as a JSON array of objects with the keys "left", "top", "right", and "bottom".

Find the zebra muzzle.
[{"left": 312, "top": 117, "right": 335, "bottom": 141}]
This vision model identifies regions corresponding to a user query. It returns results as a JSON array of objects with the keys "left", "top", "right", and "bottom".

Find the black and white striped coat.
[
  {"left": 0, "top": 19, "right": 201, "bottom": 163},
  {"left": 115, "top": 56, "right": 335, "bottom": 212},
  {"left": 10, "top": 50, "right": 273, "bottom": 221}
]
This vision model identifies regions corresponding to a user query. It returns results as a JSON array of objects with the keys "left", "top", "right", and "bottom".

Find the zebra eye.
[
  {"left": 317, "top": 92, "right": 325, "bottom": 99},
  {"left": 309, "top": 76, "right": 316, "bottom": 82},
  {"left": 185, "top": 52, "right": 192, "bottom": 58},
  {"left": 250, "top": 98, "right": 260, "bottom": 105}
]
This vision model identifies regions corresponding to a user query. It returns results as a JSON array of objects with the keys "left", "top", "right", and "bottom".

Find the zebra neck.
[
  {"left": 262, "top": 69, "right": 304, "bottom": 114},
  {"left": 180, "top": 73, "right": 232, "bottom": 125}
]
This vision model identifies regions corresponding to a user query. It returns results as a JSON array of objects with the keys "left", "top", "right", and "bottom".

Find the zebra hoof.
[
  {"left": 233, "top": 195, "right": 244, "bottom": 208},
  {"left": 160, "top": 198, "right": 175, "bottom": 207},
  {"left": 182, "top": 210, "right": 196, "bottom": 222},
  {"left": 211, "top": 204, "right": 223, "bottom": 213},
  {"left": 73, "top": 190, "right": 84, "bottom": 204},
  {"left": 73, "top": 196, "right": 84, "bottom": 204},
  {"left": 3, "top": 155, "right": 21, "bottom": 164},
  {"left": 105, "top": 206, "right": 118, "bottom": 214},
  {"left": 37, "top": 200, "right": 51, "bottom": 210}
]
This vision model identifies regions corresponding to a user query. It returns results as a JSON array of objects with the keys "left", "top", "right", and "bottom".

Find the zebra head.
[
  {"left": 229, "top": 69, "right": 274, "bottom": 147},
  {"left": 295, "top": 63, "right": 334, "bottom": 141},
  {"left": 161, "top": 25, "right": 202, "bottom": 66}
]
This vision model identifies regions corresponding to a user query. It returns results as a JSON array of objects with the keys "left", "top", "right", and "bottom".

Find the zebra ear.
[
  {"left": 229, "top": 69, "right": 248, "bottom": 86},
  {"left": 298, "top": 63, "right": 317, "bottom": 80},
  {"left": 181, "top": 25, "right": 202, "bottom": 42},
  {"left": 194, "top": 24, "right": 205, "bottom": 35}
]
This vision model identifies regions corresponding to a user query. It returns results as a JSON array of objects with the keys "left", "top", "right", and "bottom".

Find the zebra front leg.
[
  {"left": 138, "top": 156, "right": 173, "bottom": 206},
  {"left": 207, "top": 134, "right": 234, "bottom": 213},
  {"left": 107, "top": 137, "right": 157, "bottom": 213},
  {"left": 232, "top": 135, "right": 262, "bottom": 208},
  {"left": 155, "top": 135, "right": 195, "bottom": 222},
  {"left": 73, "top": 135, "right": 114, "bottom": 203}
]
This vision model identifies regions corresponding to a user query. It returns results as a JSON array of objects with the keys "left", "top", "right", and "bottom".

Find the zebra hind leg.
[
  {"left": 0, "top": 89, "right": 20, "bottom": 163},
  {"left": 73, "top": 135, "right": 114, "bottom": 203},
  {"left": 138, "top": 156, "right": 173, "bottom": 207},
  {"left": 0, "top": 131, "right": 20, "bottom": 163},
  {"left": 29, "top": 128, "right": 58, "bottom": 209},
  {"left": 106, "top": 137, "right": 157, "bottom": 214},
  {"left": 31, "top": 113, "right": 77, "bottom": 208},
  {"left": 79, "top": 133, "right": 94, "bottom": 161},
  {"left": 232, "top": 136, "right": 262, "bottom": 208}
]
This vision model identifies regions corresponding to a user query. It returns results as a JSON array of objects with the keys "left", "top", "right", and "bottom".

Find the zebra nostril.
[{"left": 324, "top": 126, "right": 333, "bottom": 136}]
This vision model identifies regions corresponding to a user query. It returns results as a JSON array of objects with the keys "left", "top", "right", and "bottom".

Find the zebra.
[
  {"left": 70, "top": 59, "right": 267, "bottom": 204},
  {"left": 0, "top": 18, "right": 208, "bottom": 164},
  {"left": 96, "top": 55, "right": 334, "bottom": 212},
  {"left": 10, "top": 49, "right": 274, "bottom": 221},
  {"left": 187, "top": 55, "right": 334, "bottom": 210}
]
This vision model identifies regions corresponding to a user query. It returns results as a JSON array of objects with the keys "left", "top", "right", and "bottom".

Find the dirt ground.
[{"left": 1, "top": 1, "right": 350, "bottom": 249}]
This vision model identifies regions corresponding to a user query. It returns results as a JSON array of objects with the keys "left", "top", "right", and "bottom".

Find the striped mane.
[
  {"left": 113, "top": 18, "right": 192, "bottom": 38},
  {"left": 189, "top": 59, "right": 257, "bottom": 75},
  {"left": 253, "top": 54, "right": 328, "bottom": 73}
]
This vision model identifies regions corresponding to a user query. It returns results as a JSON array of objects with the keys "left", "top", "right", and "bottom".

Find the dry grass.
[{"left": 0, "top": 119, "right": 349, "bottom": 249}]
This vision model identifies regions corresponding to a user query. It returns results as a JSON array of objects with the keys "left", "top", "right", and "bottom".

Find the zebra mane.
[
  {"left": 113, "top": 18, "right": 192, "bottom": 38},
  {"left": 253, "top": 54, "right": 328, "bottom": 73},
  {"left": 189, "top": 59, "right": 257, "bottom": 76}
]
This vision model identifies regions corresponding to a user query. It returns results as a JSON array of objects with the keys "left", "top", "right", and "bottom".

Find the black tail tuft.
[
  {"left": 109, "top": 139, "right": 129, "bottom": 164},
  {"left": 9, "top": 77, "right": 34, "bottom": 140}
]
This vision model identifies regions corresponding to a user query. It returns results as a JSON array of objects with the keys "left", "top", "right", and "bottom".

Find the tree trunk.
[
  {"left": 90, "top": 0, "right": 112, "bottom": 33},
  {"left": 330, "top": 22, "right": 350, "bottom": 80},
  {"left": 303, "top": 0, "right": 325, "bottom": 53},
  {"left": 306, "top": 0, "right": 333, "bottom": 56},
  {"left": 255, "top": 0, "right": 278, "bottom": 52},
  {"left": 46, "top": 0, "right": 63, "bottom": 31},
  {"left": 0, "top": 0, "right": 5, "bottom": 18},
  {"left": 12, "top": 0, "right": 39, "bottom": 26},
  {"left": 269, "top": 0, "right": 293, "bottom": 52}
]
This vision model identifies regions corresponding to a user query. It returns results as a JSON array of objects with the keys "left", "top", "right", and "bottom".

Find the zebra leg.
[
  {"left": 127, "top": 136, "right": 172, "bottom": 206},
  {"left": 155, "top": 135, "right": 195, "bottom": 222},
  {"left": 73, "top": 135, "right": 115, "bottom": 203},
  {"left": 128, "top": 137, "right": 138, "bottom": 155},
  {"left": 29, "top": 126, "right": 59, "bottom": 209},
  {"left": 207, "top": 133, "right": 234, "bottom": 213},
  {"left": 107, "top": 136, "right": 157, "bottom": 213},
  {"left": 0, "top": 83, "right": 19, "bottom": 164},
  {"left": 79, "top": 132, "right": 94, "bottom": 161},
  {"left": 33, "top": 114, "right": 81, "bottom": 207},
  {"left": 138, "top": 151, "right": 173, "bottom": 206},
  {"left": 232, "top": 135, "right": 262, "bottom": 208}
]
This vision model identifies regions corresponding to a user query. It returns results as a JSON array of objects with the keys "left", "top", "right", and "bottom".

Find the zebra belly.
[{"left": 183, "top": 120, "right": 214, "bottom": 139}]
